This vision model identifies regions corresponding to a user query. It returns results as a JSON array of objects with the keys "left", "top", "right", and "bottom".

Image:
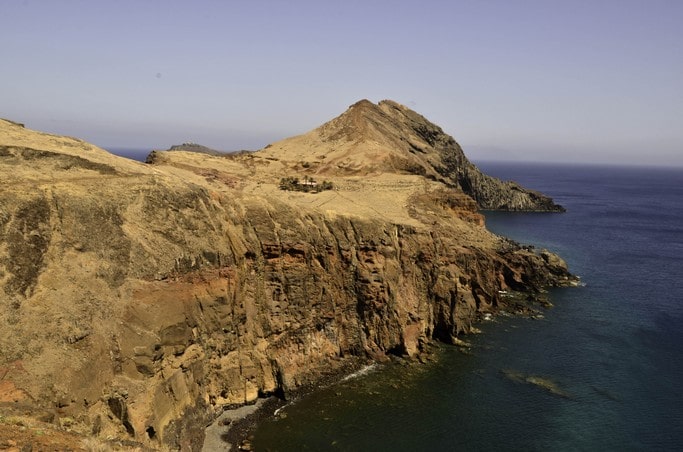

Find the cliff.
[{"left": 0, "top": 102, "right": 575, "bottom": 450}]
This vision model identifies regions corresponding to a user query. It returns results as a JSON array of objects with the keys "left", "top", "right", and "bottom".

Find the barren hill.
[
  {"left": 260, "top": 99, "right": 564, "bottom": 211},
  {"left": 0, "top": 105, "right": 574, "bottom": 450}
]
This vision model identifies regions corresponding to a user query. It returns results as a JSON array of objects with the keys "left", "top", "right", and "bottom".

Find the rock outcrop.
[{"left": 0, "top": 102, "right": 575, "bottom": 450}]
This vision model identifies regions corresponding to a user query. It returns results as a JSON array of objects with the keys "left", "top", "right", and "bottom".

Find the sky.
[{"left": 2, "top": 0, "right": 682, "bottom": 166}]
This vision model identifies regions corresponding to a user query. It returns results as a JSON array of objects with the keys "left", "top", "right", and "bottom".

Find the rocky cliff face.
[{"left": 0, "top": 103, "right": 575, "bottom": 450}]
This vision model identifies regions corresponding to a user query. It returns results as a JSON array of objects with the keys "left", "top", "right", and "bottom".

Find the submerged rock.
[{"left": 501, "top": 369, "right": 573, "bottom": 399}]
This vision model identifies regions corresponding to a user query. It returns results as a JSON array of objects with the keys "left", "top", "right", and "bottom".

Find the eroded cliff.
[{"left": 0, "top": 103, "right": 575, "bottom": 450}]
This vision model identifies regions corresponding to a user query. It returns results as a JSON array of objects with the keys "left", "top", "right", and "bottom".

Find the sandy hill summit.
[{"left": 0, "top": 101, "right": 574, "bottom": 450}]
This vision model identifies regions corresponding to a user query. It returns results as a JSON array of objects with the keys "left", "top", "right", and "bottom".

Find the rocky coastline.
[
  {"left": 204, "top": 282, "right": 571, "bottom": 451},
  {"left": 0, "top": 101, "right": 576, "bottom": 450},
  {"left": 207, "top": 358, "right": 371, "bottom": 451}
]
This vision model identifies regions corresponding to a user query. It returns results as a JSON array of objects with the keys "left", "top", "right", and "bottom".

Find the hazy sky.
[{"left": 2, "top": 0, "right": 682, "bottom": 165}]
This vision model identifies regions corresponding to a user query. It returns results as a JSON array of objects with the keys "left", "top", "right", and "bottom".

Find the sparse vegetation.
[{"left": 279, "top": 176, "right": 333, "bottom": 193}]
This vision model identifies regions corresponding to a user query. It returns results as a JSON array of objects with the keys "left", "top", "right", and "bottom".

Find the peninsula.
[{"left": 0, "top": 100, "right": 575, "bottom": 450}]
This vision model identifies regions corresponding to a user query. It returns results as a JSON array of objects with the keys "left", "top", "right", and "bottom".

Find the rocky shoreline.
[
  {"left": 203, "top": 397, "right": 277, "bottom": 451},
  {"left": 203, "top": 355, "right": 374, "bottom": 450},
  {"left": 203, "top": 290, "right": 569, "bottom": 451}
]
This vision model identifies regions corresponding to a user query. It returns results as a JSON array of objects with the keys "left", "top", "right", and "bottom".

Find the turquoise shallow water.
[{"left": 252, "top": 163, "right": 683, "bottom": 451}]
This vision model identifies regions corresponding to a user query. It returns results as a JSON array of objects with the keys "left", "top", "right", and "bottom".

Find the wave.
[{"left": 341, "top": 363, "right": 379, "bottom": 382}]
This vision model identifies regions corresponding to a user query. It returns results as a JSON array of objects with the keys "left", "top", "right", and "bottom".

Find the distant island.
[
  {"left": 0, "top": 100, "right": 576, "bottom": 450},
  {"left": 165, "top": 142, "right": 224, "bottom": 155}
]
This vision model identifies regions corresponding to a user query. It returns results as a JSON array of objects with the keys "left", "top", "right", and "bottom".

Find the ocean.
[
  {"left": 251, "top": 163, "right": 683, "bottom": 451},
  {"left": 107, "top": 148, "right": 151, "bottom": 162}
]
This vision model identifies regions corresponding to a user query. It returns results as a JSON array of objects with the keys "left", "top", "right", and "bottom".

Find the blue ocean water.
[
  {"left": 252, "top": 163, "right": 683, "bottom": 451},
  {"left": 106, "top": 148, "right": 150, "bottom": 162}
]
